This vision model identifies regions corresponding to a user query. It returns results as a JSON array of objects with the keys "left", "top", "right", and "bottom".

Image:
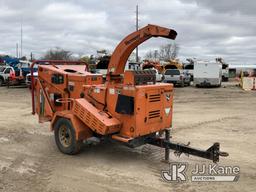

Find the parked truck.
[
  {"left": 0, "top": 66, "right": 15, "bottom": 86},
  {"left": 216, "top": 58, "right": 229, "bottom": 82},
  {"left": 164, "top": 69, "right": 190, "bottom": 87},
  {"left": 194, "top": 60, "right": 222, "bottom": 87}
]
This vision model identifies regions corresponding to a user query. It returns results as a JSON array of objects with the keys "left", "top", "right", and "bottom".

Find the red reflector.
[{"left": 10, "top": 71, "right": 15, "bottom": 80}]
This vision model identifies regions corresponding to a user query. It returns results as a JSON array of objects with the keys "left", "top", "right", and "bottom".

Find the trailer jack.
[{"left": 148, "top": 129, "right": 229, "bottom": 163}]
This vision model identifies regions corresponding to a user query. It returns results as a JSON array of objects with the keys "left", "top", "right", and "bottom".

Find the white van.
[{"left": 194, "top": 60, "right": 222, "bottom": 87}]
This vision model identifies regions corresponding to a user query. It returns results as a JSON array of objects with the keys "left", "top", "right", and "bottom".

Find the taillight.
[{"left": 10, "top": 71, "right": 15, "bottom": 80}]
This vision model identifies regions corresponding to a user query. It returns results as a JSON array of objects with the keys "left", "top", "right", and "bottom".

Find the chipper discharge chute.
[{"left": 31, "top": 24, "right": 228, "bottom": 163}]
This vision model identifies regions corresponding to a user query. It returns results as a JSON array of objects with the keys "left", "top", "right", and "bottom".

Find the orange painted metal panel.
[{"left": 72, "top": 99, "right": 121, "bottom": 135}]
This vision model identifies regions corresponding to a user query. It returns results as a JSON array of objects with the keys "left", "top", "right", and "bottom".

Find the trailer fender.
[{"left": 51, "top": 111, "right": 93, "bottom": 141}]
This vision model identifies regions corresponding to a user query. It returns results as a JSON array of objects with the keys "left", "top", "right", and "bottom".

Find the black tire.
[
  {"left": 6, "top": 78, "right": 10, "bottom": 88},
  {"left": 0, "top": 78, "right": 3, "bottom": 87},
  {"left": 161, "top": 75, "right": 165, "bottom": 82},
  {"left": 54, "top": 118, "right": 82, "bottom": 155},
  {"left": 180, "top": 81, "right": 184, "bottom": 87}
]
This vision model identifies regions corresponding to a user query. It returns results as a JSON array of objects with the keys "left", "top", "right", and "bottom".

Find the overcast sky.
[{"left": 0, "top": 0, "right": 255, "bottom": 64}]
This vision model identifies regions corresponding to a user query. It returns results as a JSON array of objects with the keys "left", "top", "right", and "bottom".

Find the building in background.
[{"left": 229, "top": 64, "right": 256, "bottom": 78}]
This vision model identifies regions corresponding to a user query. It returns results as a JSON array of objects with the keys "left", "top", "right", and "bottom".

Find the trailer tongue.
[
  {"left": 31, "top": 24, "right": 228, "bottom": 163},
  {"left": 148, "top": 131, "right": 228, "bottom": 163}
]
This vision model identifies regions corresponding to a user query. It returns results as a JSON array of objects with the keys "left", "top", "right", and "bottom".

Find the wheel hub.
[{"left": 59, "top": 125, "right": 72, "bottom": 147}]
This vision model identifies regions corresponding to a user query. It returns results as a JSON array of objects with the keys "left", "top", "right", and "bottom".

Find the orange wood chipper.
[{"left": 30, "top": 24, "right": 228, "bottom": 162}]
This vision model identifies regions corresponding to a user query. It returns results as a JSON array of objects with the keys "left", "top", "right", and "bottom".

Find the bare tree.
[
  {"left": 145, "top": 43, "right": 179, "bottom": 61},
  {"left": 20, "top": 56, "right": 27, "bottom": 61},
  {"left": 80, "top": 55, "right": 90, "bottom": 63},
  {"left": 42, "top": 47, "right": 74, "bottom": 60},
  {"left": 145, "top": 50, "right": 159, "bottom": 60},
  {"left": 159, "top": 43, "right": 179, "bottom": 60},
  {"left": 145, "top": 50, "right": 154, "bottom": 60}
]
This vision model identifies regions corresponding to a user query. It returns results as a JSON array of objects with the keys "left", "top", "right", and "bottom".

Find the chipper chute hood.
[{"left": 107, "top": 24, "right": 177, "bottom": 76}]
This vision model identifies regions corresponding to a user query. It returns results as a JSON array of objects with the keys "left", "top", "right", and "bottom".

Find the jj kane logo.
[
  {"left": 161, "top": 163, "right": 240, "bottom": 182},
  {"left": 161, "top": 163, "right": 188, "bottom": 182}
]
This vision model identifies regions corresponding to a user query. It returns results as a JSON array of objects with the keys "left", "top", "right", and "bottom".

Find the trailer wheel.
[
  {"left": 54, "top": 118, "right": 81, "bottom": 155},
  {"left": 180, "top": 81, "right": 184, "bottom": 87}
]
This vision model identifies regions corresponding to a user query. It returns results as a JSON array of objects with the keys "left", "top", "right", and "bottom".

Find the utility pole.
[
  {"left": 20, "top": 18, "right": 23, "bottom": 58},
  {"left": 16, "top": 43, "right": 19, "bottom": 58},
  {"left": 135, "top": 5, "right": 139, "bottom": 63}
]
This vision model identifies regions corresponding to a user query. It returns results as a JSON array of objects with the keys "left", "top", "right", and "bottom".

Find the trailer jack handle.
[{"left": 148, "top": 129, "right": 229, "bottom": 163}]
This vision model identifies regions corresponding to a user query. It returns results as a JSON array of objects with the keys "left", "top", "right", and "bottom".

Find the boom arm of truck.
[{"left": 107, "top": 24, "right": 177, "bottom": 77}]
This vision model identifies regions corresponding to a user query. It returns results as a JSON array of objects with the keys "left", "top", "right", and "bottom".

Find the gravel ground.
[{"left": 0, "top": 82, "right": 255, "bottom": 192}]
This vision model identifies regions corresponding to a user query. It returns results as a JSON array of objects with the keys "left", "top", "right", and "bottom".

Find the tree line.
[{"left": 40, "top": 43, "right": 179, "bottom": 61}]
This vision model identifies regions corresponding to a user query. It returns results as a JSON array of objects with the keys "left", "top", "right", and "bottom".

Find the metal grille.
[
  {"left": 149, "top": 94, "right": 161, "bottom": 102},
  {"left": 73, "top": 100, "right": 119, "bottom": 134},
  {"left": 148, "top": 110, "right": 161, "bottom": 119},
  {"left": 74, "top": 102, "right": 97, "bottom": 130}
]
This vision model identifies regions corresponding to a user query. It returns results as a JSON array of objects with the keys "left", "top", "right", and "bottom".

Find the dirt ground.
[{"left": 0, "top": 82, "right": 255, "bottom": 192}]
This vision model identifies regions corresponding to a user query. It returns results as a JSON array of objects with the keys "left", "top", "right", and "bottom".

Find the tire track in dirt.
[
  {"left": 0, "top": 129, "right": 56, "bottom": 192},
  {"left": 174, "top": 115, "right": 248, "bottom": 132}
]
